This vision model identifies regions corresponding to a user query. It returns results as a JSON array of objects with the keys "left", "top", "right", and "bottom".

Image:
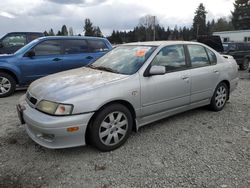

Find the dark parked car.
[
  {"left": 0, "top": 36, "right": 112, "bottom": 97},
  {"left": 223, "top": 42, "right": 250, "bottom": 70},
  {"left": 198, "top": 36, "right": 250, "bottom": 70},
  {"left": 0, "top": 32, "right": 44, "bottom": 54}
]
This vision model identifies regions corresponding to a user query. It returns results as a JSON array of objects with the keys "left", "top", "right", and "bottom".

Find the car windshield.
[
  {"left": 89, "top": 45, "right": 156, "bottom": 75},
  {"left": 14, "top": 39, "right": 40, "bottom": 55}
]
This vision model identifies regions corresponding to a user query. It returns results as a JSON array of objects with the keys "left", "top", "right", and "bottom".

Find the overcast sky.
[{"left": 0, "top": 0, "right": 234, "bottom": 37}]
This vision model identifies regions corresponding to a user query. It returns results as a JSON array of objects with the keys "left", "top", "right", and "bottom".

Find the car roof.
[
  {"left": 122, "top": 40, "right": 202, "bottom": 47},
  {"left": 7, "top": 32, "right": 43, "bottom": 35},
  {"left": 38, "top": 36, "right": 107, "bottom": 41}
]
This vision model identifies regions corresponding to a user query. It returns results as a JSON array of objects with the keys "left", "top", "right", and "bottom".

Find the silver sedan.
[{"left": 17, "top": 41, "right": 239, "bottom": 151}]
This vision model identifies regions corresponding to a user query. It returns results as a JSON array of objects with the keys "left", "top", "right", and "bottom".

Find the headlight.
[{"left": 37, "top": 100, "right": 73, "bottom": 115}]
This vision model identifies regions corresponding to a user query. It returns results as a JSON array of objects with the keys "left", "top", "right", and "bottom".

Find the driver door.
[{"left": 140, "top": 45, "right": 191, "bottom": 117}]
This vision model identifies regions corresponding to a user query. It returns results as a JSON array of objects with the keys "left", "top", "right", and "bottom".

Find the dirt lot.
[{"left": 0, "top": 71, "right": 249, "bottom": 188}]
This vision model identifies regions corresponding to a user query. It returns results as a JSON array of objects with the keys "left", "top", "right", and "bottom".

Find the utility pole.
[
  {"left": 153, "top": 16, "right": 156, "bottom": 41},
  {"left": 196, "top": 24, "right": 199, "bottom": 39}
]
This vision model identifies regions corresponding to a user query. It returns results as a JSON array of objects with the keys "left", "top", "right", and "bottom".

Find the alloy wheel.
[
  {"left": 99, "top": 111, "right": 128, "bottom": 146},
  {"left": 0, "top": 76, "right": 11, "bottom": 95},
  {"left": 215, "top": 85, "right": 227, "bottom": 108}
]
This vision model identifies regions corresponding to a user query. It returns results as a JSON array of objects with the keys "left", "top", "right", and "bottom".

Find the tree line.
[{"left": 43, "top": 0, "right": 250, "bottom": 44}]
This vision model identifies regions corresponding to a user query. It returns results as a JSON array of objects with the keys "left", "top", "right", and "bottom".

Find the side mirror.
[
  {"left": 149, "top": 65, "right": 166, "bottom": 76},
  {"left": 26, "top": 50, "right": 35, "bottom": 58}
]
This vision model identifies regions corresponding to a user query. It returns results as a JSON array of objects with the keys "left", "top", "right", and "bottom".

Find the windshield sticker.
[{"left": 135, "top": 49, "right": 147, "bottom": 57}]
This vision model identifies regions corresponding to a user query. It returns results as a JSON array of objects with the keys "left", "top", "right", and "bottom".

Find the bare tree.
[
  {"left": 69, "top": 27, "right": 74, "bottom": 36},
  {"left": 139, "top": 15, "right": 157, "bottom": 41}
]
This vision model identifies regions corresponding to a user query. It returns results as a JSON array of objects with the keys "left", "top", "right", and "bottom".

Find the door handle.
[
  {"left": 86, "top": 56, "right": 94, "bottom": 60},
  {"left": 213, "top": 70, "right": 219, "bottom": 74},
  {"left": 52, "top": 58, "right": 62, "bottom": 62}
]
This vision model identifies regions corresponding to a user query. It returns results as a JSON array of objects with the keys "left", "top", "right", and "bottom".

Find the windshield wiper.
[{"left": 88, "top": 65, "right": 119, "bottom": 74}]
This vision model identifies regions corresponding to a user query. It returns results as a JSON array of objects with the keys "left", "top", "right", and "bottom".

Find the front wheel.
[
  {"left": 239, "top": 59, "right": 249, "bottom": 70},
  {"left": 0, "top": 72, "right": 16, "bottom": 98},
  {"left": 209, "top": 82, "right": 229, "bottom": 111},
  {"left": 89, "top": 104, "right": 133, "bottom": 151}
]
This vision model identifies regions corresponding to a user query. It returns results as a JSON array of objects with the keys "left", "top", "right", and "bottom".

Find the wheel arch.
[
  {"left": 0, "top": 68, "right": 19, "bottom": 84},
  {"left": 85, "top": 99, "right": 137, "bottom": 144}
]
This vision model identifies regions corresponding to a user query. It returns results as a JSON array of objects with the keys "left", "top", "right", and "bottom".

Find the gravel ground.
[{"left": 0, "top": 71, "right": 249, "bottom": 188}]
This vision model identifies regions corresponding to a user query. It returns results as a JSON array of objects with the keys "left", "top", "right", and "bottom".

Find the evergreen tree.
[
  {"left": 44, "top": 31, "right": 49, "bottom": 36},
  {"left": 84, "top": 18, "right": 95, "bottom": 36},
  {"left": 193, "top": 3, "right": 208, "bottom": 38},
  {"left": 213, "top": 18, "right": 234, "bottom": 32},
  {"left": 232, "top": 0, "right": 250, "bottom": 29},
  {"left": 93, "top": 26, "right": 103, "bottom": 37},
  {"left": 56, "top": 31, "right": 62, "bottom": 36},
  {"left": 61, "top": 25, "right": 68, "bottom": 36},
  {"left": 48, "top": 28, "right": 55, "bottom": 36}
]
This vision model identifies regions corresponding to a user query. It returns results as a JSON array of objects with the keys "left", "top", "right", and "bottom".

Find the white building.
[{"left": 213, "top": 30, "right": 250, "bottom": 43}]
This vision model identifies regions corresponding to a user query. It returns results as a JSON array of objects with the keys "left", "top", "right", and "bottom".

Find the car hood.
[
  {"left": 0, "top": 54, "right": 14, "bottom": 60},
  {"left": 28, "top": 67, "right": 129, "bottom": 102}
]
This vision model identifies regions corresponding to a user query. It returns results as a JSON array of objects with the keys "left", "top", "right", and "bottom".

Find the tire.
[
  {"left": 209, "top": 82, "right": 229, "bottom": 111},
  {"left": 89, "top": 104, "right": 133, "bottom": 151},
  {"left": 0, "top": 72, "right": 16, "bottom": 98},
  {"left": 239, "top": 59, "right": 249, "bottom": 70}
]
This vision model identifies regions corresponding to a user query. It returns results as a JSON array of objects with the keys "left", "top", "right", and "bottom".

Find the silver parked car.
[{"left": 17, "top": 41, "right": 239, "bottom": 151}]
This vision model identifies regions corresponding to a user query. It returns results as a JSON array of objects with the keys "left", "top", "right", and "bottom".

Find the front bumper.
[{"left": 18, "top": 95, "right": 94, "bottom": 149}]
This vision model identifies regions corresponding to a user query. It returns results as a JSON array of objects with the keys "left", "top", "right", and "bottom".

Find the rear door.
[
  {"left": 60, "top": 39, "right": 92, "bottom": 71},
  {"left": 187, "top": 44, "right": 220, "bottom": 103},
  {"left": 60, "top": 39, "right": 110, "bottom": 72},
  {"left": 19, "top": 40, "right": 64, "bottom": 83}
]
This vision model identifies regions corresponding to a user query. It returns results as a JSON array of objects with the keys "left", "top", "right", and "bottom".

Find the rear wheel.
[
  {"left": 209, "top": 82, "right": 229, "bottom": 111},
  {"left": 239, "top": 59, "right": 249, "bottom": 70},
  {"left": 89, "top": 104, "right": 133, "bottom": 151},
  {"left": 0, "top": 72, "right": 16, "bottom": 98}
]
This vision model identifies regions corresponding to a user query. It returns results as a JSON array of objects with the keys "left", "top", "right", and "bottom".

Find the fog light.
[
  {"left": 67, "top": 127, "right": 79, "bottom": 132},
  {"left": 37, "top": 133, "right": 54, "bottom": 142}
]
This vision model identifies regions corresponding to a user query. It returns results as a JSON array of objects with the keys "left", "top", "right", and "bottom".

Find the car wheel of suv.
[
  {"left": 240, "top": 59, "right": 249, "bottom": 70},
  {"left": 89, "top": 104, "right": 133, "bottom": 151},
  {"left": 209, "top": 82, "right": 229, "bottom": 111},
  {"left": 0, "top": 72, "right": 16, "bottom": 98}
]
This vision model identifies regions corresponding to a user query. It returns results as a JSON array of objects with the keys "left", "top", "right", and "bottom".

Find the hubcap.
[
  {"left": 99, "top": 111, "right": 128, "bottom": 146},
  {"left": 0, "top": 77, "right": 11, "bottom": 95},
  {"left": 215, "top": 86, "right": 227, "bottom": 108}
]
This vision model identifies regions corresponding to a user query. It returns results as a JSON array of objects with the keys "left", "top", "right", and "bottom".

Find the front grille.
[{"left": 26, "top": 92, "right": 38, "bottom": 106}]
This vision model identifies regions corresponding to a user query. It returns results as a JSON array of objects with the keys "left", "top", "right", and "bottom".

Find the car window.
[
  {"left": 63, "top": 39, "right": 88, "bottom": 54},
  {"left": 188, "top": 45, "right": 210, "bottom": 68},
  {"left": 88, "top": 39, "right": 109, "bottom": 52},
  {"left": 33, "top": 40, "right": 61, "bottom": 56},
  {"left": 2, "top": 34, "right": 26, "bottom": 47},
  {"left": 206, "top": 48, "right": 217, "bottom": 65},
  {"left": 28, "top": 34, "right": 42, "bottom": 41},
  {"left": 151, "top": 45, "right": 186, "bottom": 72}
]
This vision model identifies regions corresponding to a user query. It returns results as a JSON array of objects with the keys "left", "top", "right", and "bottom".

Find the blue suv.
[{"left": 0, "top": 36, "right": 112, "bottom": 97}]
